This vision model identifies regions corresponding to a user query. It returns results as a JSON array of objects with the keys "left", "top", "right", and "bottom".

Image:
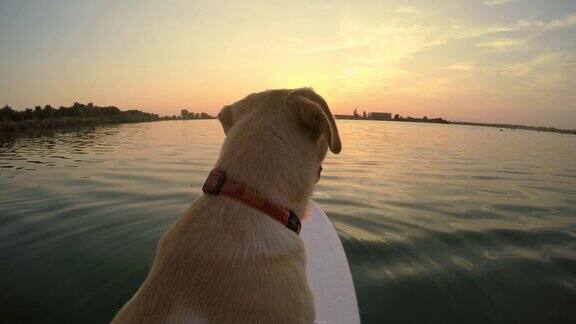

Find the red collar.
[{"left": 202, "top": 170, "right": 301, "bottom": 234}]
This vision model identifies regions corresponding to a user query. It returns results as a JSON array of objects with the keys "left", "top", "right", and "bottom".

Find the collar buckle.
[
  {"left": 286, "top": 211, "right": 301, "bottom": 234},
  {"left": 202, "top": 170, "right": 226, "bottom": 194}
]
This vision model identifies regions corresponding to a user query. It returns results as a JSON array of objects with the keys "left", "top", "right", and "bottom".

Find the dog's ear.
[
  {"left": 290, "top": 90, "right": 342, "bottom": 154},
  {"left": 217, "top": 105, "right": 233, "bottom": 134}
]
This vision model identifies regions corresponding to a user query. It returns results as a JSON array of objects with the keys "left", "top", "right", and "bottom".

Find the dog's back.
[{"left": 112, "top": 196, "right": 314, "bottom": 324}]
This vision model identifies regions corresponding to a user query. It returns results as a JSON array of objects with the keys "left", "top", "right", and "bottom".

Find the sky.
[{"left": 1, "top": 0, "right": 575, "bottom": 129}]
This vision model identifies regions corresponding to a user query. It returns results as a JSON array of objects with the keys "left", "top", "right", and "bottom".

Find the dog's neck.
[{"left": 214, "top": 126, "right": 316, "bottom": 217}]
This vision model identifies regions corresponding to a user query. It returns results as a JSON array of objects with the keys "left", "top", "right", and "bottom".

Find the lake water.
[{"left": 1, "top": 120, "right": 575, "bottom": 323}]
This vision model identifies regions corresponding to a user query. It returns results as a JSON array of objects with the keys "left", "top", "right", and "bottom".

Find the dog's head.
[{"left": 217, "top": 88, "right": 341, "bottom": 181}]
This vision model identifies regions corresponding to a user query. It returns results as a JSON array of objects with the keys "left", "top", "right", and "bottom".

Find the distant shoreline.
[
  {"left": 2, "top": 103, "right": 574, "bottom": 137},
  {"left": 0, "top": 103, "right": 216, "bottom": 135},
  {"left": 449, "top": 121, "right": 576, "bottom": 135},
  {"left": 0, "top": 103, "right": 160, "bottom": 134},
  {"left": 336, "top": 116, "right": 576, "bottom": 135}
]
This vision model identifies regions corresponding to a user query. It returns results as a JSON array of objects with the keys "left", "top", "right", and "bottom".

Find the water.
[{"left": 1, "top": 120, "right": 575, "bottom": 323}]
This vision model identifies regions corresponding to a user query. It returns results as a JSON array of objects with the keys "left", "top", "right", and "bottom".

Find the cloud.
[
  {"left": 483, "top": 0, "right": 514, "bottom": 6},
  {"left": 289, "top": 11, "right": 576, "bottom": 58},
  {"left": 499, "top": 12, "right": 576, "bottom": 32},
  {"left": 500, "top": 51, "right": 576, "bottom": 88},
  {"left": 501, "top": 52, "right": 567, "bottom": 78},
  {"left": 289, "top": 38, "right": 370, "bottom": 54},
  {"left": 446, "top": 63, "right": 474, "bottom": 72},
  {"left": 394, "top": 6, "right": 423, "bottom": 16},
  {"left": 285, "top": 7, "right": 576, "bottom": 113},
  {"left": 545, "top": 12, "right": 576, "bottom": 30},
  {"left": 476, "top": 37, "right": 527, "bottom": 51}
]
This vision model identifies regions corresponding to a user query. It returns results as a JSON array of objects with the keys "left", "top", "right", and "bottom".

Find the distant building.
[{"left": 370, "top": 112, "right": 392, "bottom": 120}]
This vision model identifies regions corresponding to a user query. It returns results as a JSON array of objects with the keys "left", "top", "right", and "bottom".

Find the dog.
[{"left": 111, "top": 88, "right": 341, "bottom": 324}]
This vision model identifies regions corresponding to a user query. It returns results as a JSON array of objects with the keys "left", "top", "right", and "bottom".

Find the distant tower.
[
  {"left": 353, "top": 108, "right": 359, "bottom": 119},
  {"left": 362, "top": 110, "right": 367, "bottom": 118}
]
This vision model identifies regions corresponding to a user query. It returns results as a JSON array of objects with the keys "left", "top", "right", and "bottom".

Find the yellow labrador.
[{"left": 112, "top": 88, "right": 341, "bottom": 324}]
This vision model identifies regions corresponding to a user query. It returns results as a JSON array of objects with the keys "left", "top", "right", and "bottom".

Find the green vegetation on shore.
[
  {"left": 179, "top": 109, "right": 216, "bottom": 120},
  {"left": 0, "top": 103, "right": 159, "bottom": 133}
]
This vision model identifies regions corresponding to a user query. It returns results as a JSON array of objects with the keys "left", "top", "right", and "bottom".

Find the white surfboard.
[{"left": 302, "top": 201, "right": 361, "bottom": 324}]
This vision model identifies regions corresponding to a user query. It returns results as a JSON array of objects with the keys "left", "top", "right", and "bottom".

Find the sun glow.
[{"left": 1, "top": 0, "right": 575, "bottom": 128}]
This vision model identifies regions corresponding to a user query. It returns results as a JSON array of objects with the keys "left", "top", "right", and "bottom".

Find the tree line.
[
  {"left": 0, "top": 102, "right": 159, "bottom": 133},
  {"left": 1, "top": 102, "right": 158, "bottom": 122},
  {"left": 180, "top": 109, "right": 215, "bottom": 120}
]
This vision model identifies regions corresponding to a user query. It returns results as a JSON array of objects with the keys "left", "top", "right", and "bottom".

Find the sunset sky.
[{"left": 1, "top": 0, "right": 575, "bottom": 128}]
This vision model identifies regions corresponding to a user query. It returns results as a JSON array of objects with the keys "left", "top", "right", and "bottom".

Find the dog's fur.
[{"left": 111, "top": 88, "right": 341, "bottom": 324}]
